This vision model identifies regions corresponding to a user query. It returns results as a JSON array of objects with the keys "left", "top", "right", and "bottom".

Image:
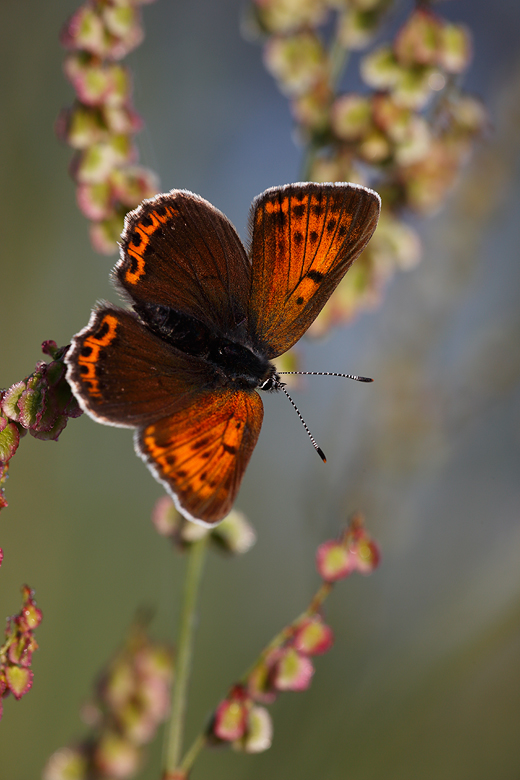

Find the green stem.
[
  {"left": 328, "top": 28, "right": 350, "bottom": 92},
  {"left": 164, "top": 534, "right": 209, "bottom": 776},
  {"left": 240, "top": 580, "right": 334, "bottom": 683},
  {"left": 180, "top": 733, "right": 207, "bottom": 775},
  {"left": 301, "top": 142, "right": 319, "bottom": 182}
]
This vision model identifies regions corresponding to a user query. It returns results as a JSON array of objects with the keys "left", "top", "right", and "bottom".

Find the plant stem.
[
  {"left": 180, "top": 733, "right": 207, "bottom": 774},
  {"left": 164, "top": 534, "right": 209, "bottom": 776},
  {"left": 240, "top": 580, "right": 334, "bottom": 683},
  {"left": 328, "top": 28, "right": 349, "bottom": 92},
  {"left": 301, "top": 142, "right": 319, "bottom": 183}
]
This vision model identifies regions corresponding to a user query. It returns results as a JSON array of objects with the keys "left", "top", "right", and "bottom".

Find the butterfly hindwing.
[
  {"left": 66, "top": 306, "right": 219, "bottom": 427},
  {"left": 116, "top": 190, "right": 252, "bottom": 335},
  {"left": 136, "top": 388, "right": 264, "bottom": 525},
  {"left": 247, "top": 182, "right": 381, "bottom": 358}
]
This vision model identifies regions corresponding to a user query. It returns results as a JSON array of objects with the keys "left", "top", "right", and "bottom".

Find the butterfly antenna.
[
  {"left": 279, "top": 385, "right": 327, "bottom": 463},
  {"left": 279, "top": 371, "right": 373, "bottom": 383}
]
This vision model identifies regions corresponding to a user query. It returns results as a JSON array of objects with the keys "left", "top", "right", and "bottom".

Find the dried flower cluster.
[
  {"left": 208, "top": 516, "right": 379, "bottom": 752},
  {"left": 0, "top": 342, "right": 82, "bottom": 510},
  {"left": 0, "top": 580, "right": 42, "bottom": 721},
  {"left": 43, "top": 627, "right": 173, "bottom": 780},
  {"left": 248, "top": 0, "right": 486, "bottom": 332},
  {"left": 152, "top": 497, "right": 258, "bottom": 556},
  {"left": 57, "top": 0, "right": 159, "bottom": 254}
]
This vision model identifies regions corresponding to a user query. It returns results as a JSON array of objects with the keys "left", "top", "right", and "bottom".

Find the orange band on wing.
[
  {"left": 124, "top": 204, "right": 179, "bottom": 286},
  {"left": 77, "top": 313, "right": 118, "bottom": 399}
]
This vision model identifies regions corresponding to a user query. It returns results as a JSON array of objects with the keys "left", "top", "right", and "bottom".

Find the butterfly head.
[{"left": 258, "top": 366, "right": 285, "bottom": 393}]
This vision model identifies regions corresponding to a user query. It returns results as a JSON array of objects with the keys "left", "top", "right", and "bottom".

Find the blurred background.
[{"left": 1, "top": 1, "right": 520, "bottom": 778}]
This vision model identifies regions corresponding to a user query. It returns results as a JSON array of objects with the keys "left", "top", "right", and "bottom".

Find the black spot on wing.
[
  {"left": 326, "top": 218, "right": 337, "bottom": 232},
  {"left": 95, "top": 320, "right": 110, "bottom": 339},
  {"left": 191, "top": 437, "right": 211, "bottom": 451}
]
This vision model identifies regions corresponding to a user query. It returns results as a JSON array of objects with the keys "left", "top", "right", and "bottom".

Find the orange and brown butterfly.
[{"left": 66, "top": 183, "right": 380, "bottom": 525}]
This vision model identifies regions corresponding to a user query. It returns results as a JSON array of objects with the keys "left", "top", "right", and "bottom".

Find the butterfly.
[{"left": 66, "top": 182, "right": 380, "bottom": 525}]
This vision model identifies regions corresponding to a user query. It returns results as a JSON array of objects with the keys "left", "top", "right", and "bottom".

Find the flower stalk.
[{"left": 164, "top": 534, "right": 209, "bottom": 776}]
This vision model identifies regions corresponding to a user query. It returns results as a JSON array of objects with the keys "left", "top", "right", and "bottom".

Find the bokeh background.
[{"left": 1, "top": 1, "right": 520, "bottom": 778}]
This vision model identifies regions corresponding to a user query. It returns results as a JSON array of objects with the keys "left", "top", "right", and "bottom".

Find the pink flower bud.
[
  {"left": 61, "top": 7, "right": 108, "bottom": 58},
  {"left": 253, "top": 0, "right": 328, "bottom": 35},
  {"left": 349, "top": 534, "right": 380, "bottom": 574},
  {"left": 90, "top": 215, "right": 126, "bottom": 255},
  {"left": 271, "top": 647, "right": 314, "bottom": 691},
  {"left": 213, "top": 688, "right": 249, "bottom": 741},
  {"left": 211, "top": 510, "right": 257, "bottom": 555},
  {"left": 64, "top": 54, "right": 114, "bottom": 107},
  {"left": 110, "top": 167, "right": 159, "bottom": 206},
  {"left": 0, "top": 419, "right": 20, "bottom": 463},
  {"left": 247, "top": 655, "right": 278, "bottom": 704},
  {"left": 94, "top": 731, "right": 140, "bottom": 778},
  {"left": 20, "top": 586, "right": 43, "bottom": 631},
  {"left": 332, "top": 94, "right": 373, "bottom": 141},
  {"left": 151, "top": 495, "right": 182, "bottom": 537},
  {"left": 264, "top": 32, "right": 326, "bottom": 97},
  {"left": 338, "top": 7, "right": 382, "bottom": 51},
  {"left": 361, "top": 45, "right": 402, "bottom": 90},
  {"left": 5, "top": 666, "right": 33, "bottom": 700},
  {"left": 438, "top": 23, "right": 472, "bottom": 74},
  {"left": 57, "top": 105, "right": 107, "bottom": 150},
  {"left": 234, "top": 706, "right": 273, "bottom": 753},
  {"left": 316, "top": 539, "right": 352, "bottom": 581},
  {"left": 293, "top": 616, "right": 334, "bottom": 656},
  {"left": 394, "top": 9, "right": 442, "bottom": 68},
  {"left": 42, "top": 747, "right": 88, "bottom": 780},
  {"left": 77, "top": 181, "right": 114, "bottom": 221}
]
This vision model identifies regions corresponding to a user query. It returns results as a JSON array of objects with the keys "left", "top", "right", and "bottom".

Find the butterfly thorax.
[{"left": 135, "top": 302, "right": 279, "bottom": 392}]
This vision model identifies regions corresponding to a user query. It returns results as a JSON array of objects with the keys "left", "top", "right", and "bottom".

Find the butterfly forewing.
[
  {"left": 247, "top": 183, "right": 380, "bottom": 358},
  {"left": 66, "top": 306, "right": 219, "bottom": 427},
  {"left": 136, "top": 388, "right": 264, "bottom": 525},
  {"left": 117, "top": 190, "right": 252, "bottom": 335}
]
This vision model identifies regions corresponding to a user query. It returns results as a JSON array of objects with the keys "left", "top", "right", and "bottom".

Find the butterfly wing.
[
  {"left": 136, "top": 389, "right": 263, "bottom": 525},
  {"left": 116, "top": 189, "right": 252, "bottom": 335},
  {"left": 247, "top": 182, "right": 381, "bottom": 358},
  {"left": 66, "top": 306, "right": 215, "bottom": 426},
  {"left": 66, "top": 306, "right": 264, "bottom": 525}
]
